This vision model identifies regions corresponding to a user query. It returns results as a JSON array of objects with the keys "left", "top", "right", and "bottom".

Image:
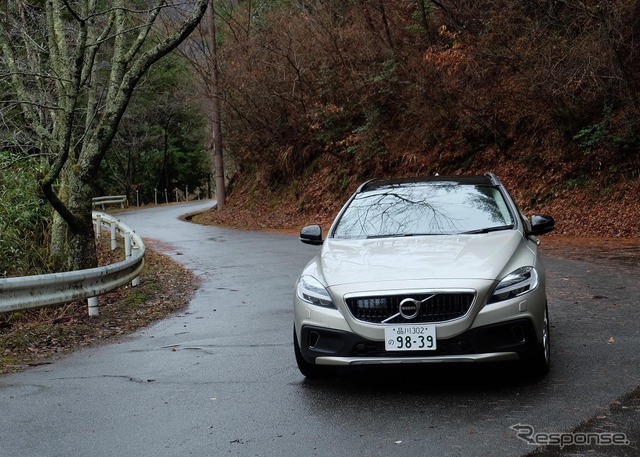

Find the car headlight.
[
  {"left": 296, "top": 275, "right": 336, "bottom": 309},
  {"left": 489, "top": 266, "right": 538, "bottom": 303}
]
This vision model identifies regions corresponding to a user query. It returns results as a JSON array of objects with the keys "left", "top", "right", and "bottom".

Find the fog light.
[
  {"left": 309, "top": 331, "right": 320, "bottom": 349},
  {"left": 511, "top": 325, "right": 525, "bottom": 343}
]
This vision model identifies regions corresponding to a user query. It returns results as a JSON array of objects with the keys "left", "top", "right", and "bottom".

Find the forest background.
[{"left": 2, "top": 0, "right": 640, "bottom": 279}]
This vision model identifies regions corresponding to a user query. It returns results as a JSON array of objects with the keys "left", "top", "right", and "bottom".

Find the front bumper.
[{"left": 298, "top": 318, "right": 538, "bottom": 367}]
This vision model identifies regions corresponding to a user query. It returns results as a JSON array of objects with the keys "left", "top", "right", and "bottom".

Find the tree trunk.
[
  {"left": 208, "top": 1, "right": 226, "bottom": 210},
  {"left": 50, "top": 169, "right": 69, "bottom": 269},
  {"left": 377, "top": 0, "right": 393, "bottom": 48},
  {"left": 67, "top": 170, "right": 97, "bottom": 270}
]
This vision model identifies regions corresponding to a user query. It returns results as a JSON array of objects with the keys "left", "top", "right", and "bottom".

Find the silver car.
[{"left": 293, "top": 173, "right": 555, "bottom": 378}]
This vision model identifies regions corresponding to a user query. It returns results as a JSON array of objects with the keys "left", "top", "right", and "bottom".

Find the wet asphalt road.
[{"left": 0, "top": 201, "right": 638, "bottom": 457}]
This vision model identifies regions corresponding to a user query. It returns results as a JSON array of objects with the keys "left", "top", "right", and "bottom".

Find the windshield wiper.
[
  {"left": 366, "top": 233, "right": 443, "bottom": 239},
  {"left": 366, "top": 233, "right": 415, "bottom": 239},
  {"left": 460, "top": 225, "right": 514, "bottom": 235}
]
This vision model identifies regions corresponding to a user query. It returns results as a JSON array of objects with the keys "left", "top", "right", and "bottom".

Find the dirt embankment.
[{"left": 194, "top": 161, "right": 640, "bottom": 240}]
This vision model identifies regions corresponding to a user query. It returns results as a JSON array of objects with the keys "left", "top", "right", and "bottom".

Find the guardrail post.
[
  {"left": 125, "top": 232, "right": 132, "bottom": 258},
  {"left": 95, "top": 215, "right": 102, "bottom": 237},
  {"left": 88, "top": 297, "right": 99, "bottom": 316},
  {"left": 124, "top": 232, "right": 140, "bottom": 287},
  {"left": 132, "top": 256, "right": 141, "bottom": 286},
  {"left": 111, "top": 223, "right": 117, "bottom": 251},
  {"left": 124, "top": 233, "right": 141, "bottom": 287}
]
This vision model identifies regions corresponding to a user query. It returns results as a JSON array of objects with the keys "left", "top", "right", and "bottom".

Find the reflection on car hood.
[{"left": 319, "top": 231, "right": 527, "bottom": 287}]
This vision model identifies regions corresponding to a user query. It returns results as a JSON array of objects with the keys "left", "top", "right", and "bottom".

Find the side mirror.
[
  {"left": 300, "top": 225, "right": 323, "bottom": 245},
  {"left": 529, "top": 215, "right": 555, "bottom": 236}
]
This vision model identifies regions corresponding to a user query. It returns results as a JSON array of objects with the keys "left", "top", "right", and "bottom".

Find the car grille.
[{"left": 345, "top": 292, "right": 475, "bottom": 324}]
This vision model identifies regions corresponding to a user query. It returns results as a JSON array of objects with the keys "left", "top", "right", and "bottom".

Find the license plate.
[{"left": 384, "top": 325, "right": 437, "bottom": 351}]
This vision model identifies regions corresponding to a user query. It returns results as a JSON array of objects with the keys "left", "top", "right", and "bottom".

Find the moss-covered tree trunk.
[{"left": 67, "top": 167, "right": 97, "bottom": 270}]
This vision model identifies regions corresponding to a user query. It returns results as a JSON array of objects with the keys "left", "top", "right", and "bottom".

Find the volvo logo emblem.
[
  {"left": 397, "top": 295, "right": 436, "bottom": 320},
  {"left": 399, "top": 298, "right": 421, "bottom": 319}
]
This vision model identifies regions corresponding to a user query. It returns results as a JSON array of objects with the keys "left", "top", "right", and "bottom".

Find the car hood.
[{"left": 318, "top": 231, "right": 530, "bottom": 287}]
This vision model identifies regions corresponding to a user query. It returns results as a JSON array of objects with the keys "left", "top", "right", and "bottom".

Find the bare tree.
[
  {"left": 0, "top": 0, "right": 209, "bottom": 270},
  {"left": 207, "top": 1, "right": 225, "bottom": 209},
  {"left": 178, "top": 0, "right": 228, "bottom": 208}
]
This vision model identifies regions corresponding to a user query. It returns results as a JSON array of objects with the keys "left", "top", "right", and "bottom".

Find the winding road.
[{"left": 1, "top": 201, "right": 638, "bottom": 457}]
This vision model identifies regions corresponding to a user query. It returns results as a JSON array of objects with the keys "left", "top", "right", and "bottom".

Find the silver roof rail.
[{"left": 485, "top": 172, "right": 501, "bottom": 186}]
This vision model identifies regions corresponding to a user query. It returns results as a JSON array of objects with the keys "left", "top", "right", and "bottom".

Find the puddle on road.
[{"left": 540, "top": 236, "right": 640, "bottom": 268}]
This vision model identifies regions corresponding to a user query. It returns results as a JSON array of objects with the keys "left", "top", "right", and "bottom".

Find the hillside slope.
[
  {"left": 197, "top": 1, "right": 639, "bottom": 238},
  {"left": 195, "top": 157, "right": 640, "bottom": 238}
]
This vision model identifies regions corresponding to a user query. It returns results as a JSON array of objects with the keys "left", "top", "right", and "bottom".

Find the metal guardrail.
[
  {"left": 0, "top": 211, "right": 145, "bottom": 316},
  {"left": 92, "top": 195, "right": 127, "bottom": 210}
]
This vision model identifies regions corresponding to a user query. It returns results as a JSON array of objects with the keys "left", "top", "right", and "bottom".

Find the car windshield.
[{"left": 331, "top": 182, "right": 515, "bottom": 239}]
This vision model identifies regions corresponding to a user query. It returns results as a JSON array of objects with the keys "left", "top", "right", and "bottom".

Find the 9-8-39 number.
[{"left": 396, "top": 334, "right": 434, "bottom": 349}]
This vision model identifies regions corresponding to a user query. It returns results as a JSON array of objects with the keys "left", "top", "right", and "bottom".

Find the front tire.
[{"left": 528, "top": 303, "right": 551, "bottom": 378}]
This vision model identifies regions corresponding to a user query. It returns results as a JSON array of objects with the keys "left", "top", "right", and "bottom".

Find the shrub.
[{"left": 0, "top": 153, "right": 51, "bottom": 277}]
